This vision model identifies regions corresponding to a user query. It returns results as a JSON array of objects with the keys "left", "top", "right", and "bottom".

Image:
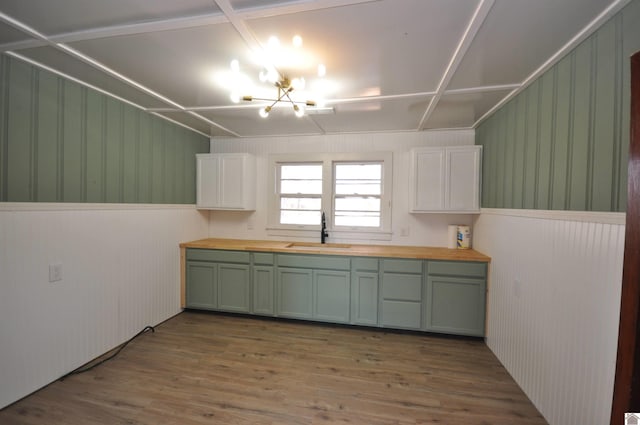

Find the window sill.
[{"left": 266, "top": 226, "right": 392, "bottom": 241}]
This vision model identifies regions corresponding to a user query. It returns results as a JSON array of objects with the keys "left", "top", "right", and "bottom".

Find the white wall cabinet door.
[
  {"left": 446, "top": 147, "right": 481, "bottom": 212},
  {"left": 412, "top": 149, "right": 445, "bottom": 211},
  {"left": 197, "top": 155, "right": 220, "bottom": 208},
  {"left": 196, "top": 153, "right": 256, "bottom": 210},
  {"left": 410, "top": 146, "right": 481, "bottom": 213}
]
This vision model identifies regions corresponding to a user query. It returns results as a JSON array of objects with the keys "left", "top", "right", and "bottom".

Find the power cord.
[{"left": 60, "top": 325, "right": 155, "bottom": 380}]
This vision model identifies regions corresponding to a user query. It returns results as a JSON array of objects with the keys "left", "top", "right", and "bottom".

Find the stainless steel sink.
[{"left": 285, "top": 242, "right": 352, "bottom": 250}]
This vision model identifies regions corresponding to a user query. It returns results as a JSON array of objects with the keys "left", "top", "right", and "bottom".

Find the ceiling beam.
[
  {"left": 417, "top": 0, "right": 495, "bottom": 131},
  {"left": 443, "top": 84, "right": 521, "bottom": 96}
]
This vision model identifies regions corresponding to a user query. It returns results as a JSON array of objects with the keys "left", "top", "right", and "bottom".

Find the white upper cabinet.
[
  {"left": 196, "top": 153, "right": 256, "bottom": 210},
  {"left": 410, "top": 146, "right": 482, "bottom": 213}
]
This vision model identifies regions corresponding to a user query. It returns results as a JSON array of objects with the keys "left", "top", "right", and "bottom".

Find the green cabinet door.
[
  {"left": 253, "top": 266, "right": 274, "bottom": 315},
  {"left": 351, "top": 271, "right": 379, "bottom": 325},
  {"left": 277, "top": 268, "right": 313, "bottom": 319},
  {"left": 217, "top": 263, "right": 250, "bottom": 313},
  {"left": 186, "top": 262, "right": 216, "bottom": 310},
  {"left": 425, "top": 275, "right": 486, "bottom": 336},
  {"left": 314, "top": 270, "right": 350, "bottom": 323}
]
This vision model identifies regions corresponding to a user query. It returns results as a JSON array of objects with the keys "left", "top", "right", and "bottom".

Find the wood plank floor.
[{"left": 0, "top": 311, "right": 547, "bottom": 424}]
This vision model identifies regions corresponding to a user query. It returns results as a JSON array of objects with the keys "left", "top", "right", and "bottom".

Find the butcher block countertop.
[{"left": 180, "top": 238, "right": 491, "bottom": 262}]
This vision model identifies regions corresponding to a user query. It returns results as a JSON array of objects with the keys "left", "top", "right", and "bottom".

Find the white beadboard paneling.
[
  {"left": 473, "top": 210, "right": 625, "bottom": 425},
  {"left": 208, "top": 129, "right": 477, "bottom": 246},
  {"left": 0, "top": 204, "right": 208, "bottom": 409}
]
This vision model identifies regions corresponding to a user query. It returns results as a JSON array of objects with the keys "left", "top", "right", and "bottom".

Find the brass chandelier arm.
[
  {"left": 241, "top": 76, "right": 316, "bottom": 117},
  {"left": 242, "top": 96, "right": 317, "bottom": 106}
]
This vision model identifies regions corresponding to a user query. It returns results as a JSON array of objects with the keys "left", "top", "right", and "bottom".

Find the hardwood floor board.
[{"left": 0, "top": 311, "right": 547, "bottom": 424}]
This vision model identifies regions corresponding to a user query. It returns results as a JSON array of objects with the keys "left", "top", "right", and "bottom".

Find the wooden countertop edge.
[{"left": 179, "top": 238, "right": 491, "bottom": 262}]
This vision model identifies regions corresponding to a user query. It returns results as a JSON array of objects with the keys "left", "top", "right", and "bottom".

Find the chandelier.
[
  {"left": 227, "top": 35, "right": 325, "bottom": 118},
  {"left": 241, "top": 76, "right": 316, "bottom": 118}
]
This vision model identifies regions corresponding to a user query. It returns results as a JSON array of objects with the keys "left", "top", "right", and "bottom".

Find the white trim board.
[
  {"left": 0, "top": 203, "right": 199, "bottom": 212},
  {"left": 481, "top": 208, "right": 626, "bottom": 225}
]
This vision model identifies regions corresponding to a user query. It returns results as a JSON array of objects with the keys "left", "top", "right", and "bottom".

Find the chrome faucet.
[{"left": 321, "top": 212, "right": 329, "bottom": 244}]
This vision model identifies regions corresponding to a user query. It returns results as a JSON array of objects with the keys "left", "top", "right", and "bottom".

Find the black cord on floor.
[{"left": 59, "top": 325, "right": 155, "bottom": 381}]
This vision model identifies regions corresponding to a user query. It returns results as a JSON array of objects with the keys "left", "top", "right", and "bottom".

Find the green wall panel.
[
  {"left": 0, "top": 54, "right": 209, "bottom": 204},
  {"left": 477, "top": 0, "right": 640, "bottom": 212}
]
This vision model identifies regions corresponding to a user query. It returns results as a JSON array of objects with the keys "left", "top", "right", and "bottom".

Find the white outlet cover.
[{"left": 49, "top": 263, "right": 62, "bottom": 282}]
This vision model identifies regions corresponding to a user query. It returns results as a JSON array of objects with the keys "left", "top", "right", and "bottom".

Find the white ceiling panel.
[
  {"left": 200, "top": 106, "right": 325, "bottom": 137},
  {"left": 228, "top": 0, "right": 306, "bottom": 11},
  {"left": 68, "top": 23, "right": 254, "bottom": 108},
  {"left": 245, "top": 0, "right": 477, "bottom": 97},
  {"left": 424, "top": 90, "right": 514, "bottom": 129},
  {"left": 154, "top": 111, "right": 233, "bottom": 137},
  {"left": 448, "top": 0, "right": 616, "bottom": 90},
  {"left": 312, "top": 97, "right": 432, "bottom": 133},
  {"left": 16, "top": 47, "right": 176, "bottom": 109},
  {"left": 0, "top": 0, "right": 220, "bottom": 35},
  {"left": 0, "top": 21, "right": 30, "bottom": 45}
]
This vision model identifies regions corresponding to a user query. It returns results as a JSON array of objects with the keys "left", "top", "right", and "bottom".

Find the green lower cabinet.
[
  {"left": 252, "top": 266, "right": 274, "bottom": 315},
  {"left": 425, "top": 260, "right": 487, "bottom": 336},
  {"left": 314, "top": 270, "right": 350, "bottom": 323},
  {"left": 425, "top": 276, "right": 486, "bottom": 336},
  {"left": 186, "top": 262, "right": 217, "bottom": 310},
  {"left": 277, "top": 268, "right": 313, "bottom": 319},
  {"left": 217, "top": 264, "right": 250, "bottom": 313},
  {"left": 185, "top": 249, "right": 488, "bottom": 337}
]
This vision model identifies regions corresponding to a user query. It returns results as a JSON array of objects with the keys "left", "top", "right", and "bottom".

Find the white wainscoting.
[
  {"left": 0, "top": 204, "right": 208, "bottom": 409},
  {"left": 473, "top": 209, "right": 626, "bottom": 425},
  {"left": 209, "top": 129, "right": 476, "bottom": 246}
]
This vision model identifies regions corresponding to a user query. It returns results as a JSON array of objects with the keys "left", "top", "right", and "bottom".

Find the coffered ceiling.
[{"left": 0, "top": 0, "right": 630, "bottom": 138}]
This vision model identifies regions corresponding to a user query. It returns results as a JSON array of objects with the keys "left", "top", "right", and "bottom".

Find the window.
[
  {"left": 334, "top": 162, "right": 382, "bottom": 227},
  {"left": 269, "top": 153, "right": 392, "bottom": 238},
  {"left": 278, "top": 163, "right": 322, "bottom": 225}
]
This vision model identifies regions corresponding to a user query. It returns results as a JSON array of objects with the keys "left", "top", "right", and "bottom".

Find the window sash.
[{"left": 333, "top": 162, "right": 383, "bottom": 228}]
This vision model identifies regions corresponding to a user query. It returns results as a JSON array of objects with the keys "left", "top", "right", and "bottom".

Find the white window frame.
[{"left": 267, "top": 152, "right": 393, "bottom": 241}]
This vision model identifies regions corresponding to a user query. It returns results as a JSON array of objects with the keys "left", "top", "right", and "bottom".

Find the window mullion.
[{"left": 323, "top": 160, "right": 333, "bottom": 227}]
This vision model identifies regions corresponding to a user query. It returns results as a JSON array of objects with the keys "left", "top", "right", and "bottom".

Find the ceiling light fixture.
[
  {"left": 242, "top": 76, "right": 316, "bottom": 118},
  {"left": 228, "top": 35, "right": 325, "bottom": 118}
]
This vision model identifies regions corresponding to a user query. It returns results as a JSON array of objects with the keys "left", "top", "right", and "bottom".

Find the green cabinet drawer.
[
  {"left": 186, "top": 248, "right": 250, "bottom": 264},
  {"left": 352, "top": 257, "right": 379, "bottom": 272},
  {"left": 253, "top": 253, "right": 274, "bottom": 265},
  {"left": 381, "top": 273, "right": 422, "bottom": 301},
  {"left": 382, "top": 258, "right": 423, "bottom": 274},
  {"left": 427, "top": 260, "right": 486, "bottom": 278},
  {"left": 277, "top": 254, "right": 350, "bottom": 270}
]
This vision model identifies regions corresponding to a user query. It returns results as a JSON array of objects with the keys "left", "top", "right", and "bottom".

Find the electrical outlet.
[
  {"left": 247, "top": 220, "right": 254, "bottom": 230},
  {"left": 400, "top": 227, "right": 409, "bottom": 237},
  {"left": 513, "top": 278, "right": 522, "bottom": 298},
  {"left": 49, "top": 263, "right": 62, "bottom": 282}
]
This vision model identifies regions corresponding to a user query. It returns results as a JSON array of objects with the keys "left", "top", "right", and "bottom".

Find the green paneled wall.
[
  {"left": 0, "top": 54, "right": 209, "bottom": 204},
  {"left": 476, "top": 0, "right": 640, "bottom": 212}
]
